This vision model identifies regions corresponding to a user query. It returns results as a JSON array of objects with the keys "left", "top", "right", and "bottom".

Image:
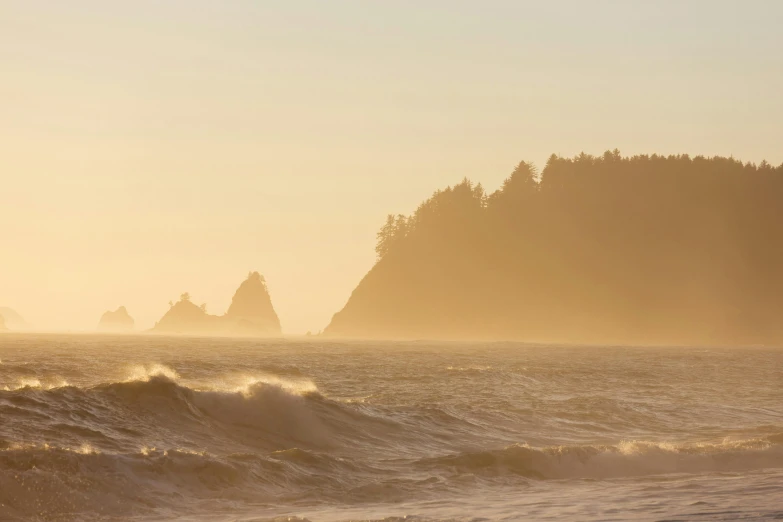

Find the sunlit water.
[{"left": 1, "top": 334, "right": 782, "bottom": 521}]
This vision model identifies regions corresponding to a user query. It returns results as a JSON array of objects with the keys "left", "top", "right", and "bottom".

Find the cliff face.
[
  {"left": 98, "top": 306, "right": 135, "bottom": 332},
  {"left": 325, "top": 152, "right": 783, "bottom": 345},
  {"left": 152, "top": 272, "right": 282, "bottom": 336}
]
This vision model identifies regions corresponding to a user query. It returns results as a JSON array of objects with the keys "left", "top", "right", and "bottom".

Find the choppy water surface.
[{"left": 1, "top": 335, "right": 782, "bottom": 521}]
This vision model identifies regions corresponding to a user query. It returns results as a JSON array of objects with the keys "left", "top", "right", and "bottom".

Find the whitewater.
[{"left": 1, "top": 335, "right": 782, "bottom": 521}]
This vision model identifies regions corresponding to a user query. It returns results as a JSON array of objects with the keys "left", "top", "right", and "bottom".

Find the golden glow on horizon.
[{"left": 1, "top": 1, "right": 782, "bottom": 333}]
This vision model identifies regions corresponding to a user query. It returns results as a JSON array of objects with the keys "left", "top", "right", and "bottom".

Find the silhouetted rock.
[
  {"left": 97, "top": 306, "right": 135, "bottom": 332},
  {"left": 152, "top": 272, "right": 282, "bottom": 337},
  {"left": 224, "top": 272, "right": 282, "bottom": 335},
  {"left": 325, "top": 151, "right": 783, "bottom": 345},
  {"left": 153, "top": 297, "right": 218, "bottom": 334},
  {"left": 0, "top": 307, "right": 28, "bottom": 330}
]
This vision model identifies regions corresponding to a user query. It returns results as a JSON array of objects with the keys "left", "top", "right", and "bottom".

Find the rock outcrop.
[
  {"left": 153, "top": 297, "right": 218, "bottom": 335},
  {"left": 224, "top": 272, "right": 282, "bottom": 335},
  {"left": 152, "top": 272, "right": 282, "bottom": 337},
  {"left": 97, "top": 306, "right": 135, "bottom": 332}
]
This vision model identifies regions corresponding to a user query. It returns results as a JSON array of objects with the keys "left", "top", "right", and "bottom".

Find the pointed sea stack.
[
  {"left": 224, "top": 271, "right": 282, "bottom": 336},
  {"left": 98, "top": 306, "right": 135, "bottom": 332}
]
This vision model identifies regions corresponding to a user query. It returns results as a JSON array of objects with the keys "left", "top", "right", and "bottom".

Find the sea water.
[{"left": 1, "top": 335, "right": 781, "bottom": 521}]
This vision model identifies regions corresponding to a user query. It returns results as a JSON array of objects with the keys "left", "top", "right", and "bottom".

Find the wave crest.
[
  {"left": 123, "top": 363, "right": 180, "bottom": 383},
  {"left": 2, "top": 377, "right": 71, "bottom": 391},
  {"left": 417, "top": 436, "right": 783, "bottom": 479}
]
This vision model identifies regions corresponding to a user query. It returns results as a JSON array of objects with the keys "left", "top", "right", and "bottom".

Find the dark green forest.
[{"left": 326, "top": 151, "right": 783, "bottom": 345}]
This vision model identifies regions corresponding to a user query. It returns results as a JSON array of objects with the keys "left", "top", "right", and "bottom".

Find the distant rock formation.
[
  {"left": 0, "top": 314, "right": 6, "bottom": 331},
  {"left": 224, "top": 272, "right": 282, "bottom": 335},
  {"left": 97, "top": 306, "right": 135, "bottom": 332},
  {"left": 152, "top": 272, "right": 282, "bottom": 337},
  {"left": 0, "top": 307, "right": 28, "bottom": 330},
  {"left": 153, "top": 295, "right": 219, "bottom": 335}
]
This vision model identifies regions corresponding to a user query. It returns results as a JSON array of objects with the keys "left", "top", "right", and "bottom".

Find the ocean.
[{"left": 1, "top": 334, "right": 781, "bottom": 521}]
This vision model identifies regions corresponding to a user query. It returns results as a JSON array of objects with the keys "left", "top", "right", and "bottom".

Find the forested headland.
[{"left": 325, "top": 151, "right": 783, "bottom": 345}]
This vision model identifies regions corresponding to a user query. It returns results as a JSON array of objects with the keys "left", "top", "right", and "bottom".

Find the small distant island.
[
  {"left": 0, "top": 307, "right": 28, "bottom": 331},
  {"left": 97, "top": 306, "right": 135, "bottom": 332},
  {"left": 325, "top": 151, "right": 783, "bottom": 346},
  {"left": 152, "top": 271, "right": 282, "bottom": 337}
]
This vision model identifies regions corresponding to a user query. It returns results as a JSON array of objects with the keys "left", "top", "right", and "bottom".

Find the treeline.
[{"left": 326, "top": 151, "right": 783, "bottom": 345}]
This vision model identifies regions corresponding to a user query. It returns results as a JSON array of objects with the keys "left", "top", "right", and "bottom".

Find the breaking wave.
[
  {"left": 0, "top": 365, "right": 393, "bottom": 457},
  {"left": 0, "top": 365, "right": 409, "bottom": 518}
]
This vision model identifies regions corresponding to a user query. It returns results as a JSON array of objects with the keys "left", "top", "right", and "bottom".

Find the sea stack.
[
  {"left": 153, "top": 294, "right": 217, "bottom": 334},
  {"left": 151, "top": 272, "right": 282, "bottom": 336},
  {"left": 224, "top": 271, "right": 282, "bottom": 336},
  {"left": 97, "top": 306, "right": 135, "bottom": 332}
]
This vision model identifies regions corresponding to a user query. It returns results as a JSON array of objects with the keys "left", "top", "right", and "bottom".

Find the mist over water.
[{"left": 1, "top": 334, "right": 782, "bottom": 521}]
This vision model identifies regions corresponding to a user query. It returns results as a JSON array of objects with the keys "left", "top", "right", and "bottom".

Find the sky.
[{"left": 1, "top": 0, "right": 782, "bottom": 333}]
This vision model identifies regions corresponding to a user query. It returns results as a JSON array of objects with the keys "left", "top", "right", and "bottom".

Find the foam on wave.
[
  {"left": 2, "top": 376, "right": 71, "bottom": 391},
  {"left": 123, "top": 363, "right": 180, "bottom": 383}
]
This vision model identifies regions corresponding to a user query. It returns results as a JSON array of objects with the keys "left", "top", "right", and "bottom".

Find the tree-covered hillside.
[{"left": 326, "top": 151, "right": 783, "bottom": 345}]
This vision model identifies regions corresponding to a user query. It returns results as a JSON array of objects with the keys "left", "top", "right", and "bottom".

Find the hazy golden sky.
[{"left": 2, "top": 0, "right": 782, "bottom": 333}]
